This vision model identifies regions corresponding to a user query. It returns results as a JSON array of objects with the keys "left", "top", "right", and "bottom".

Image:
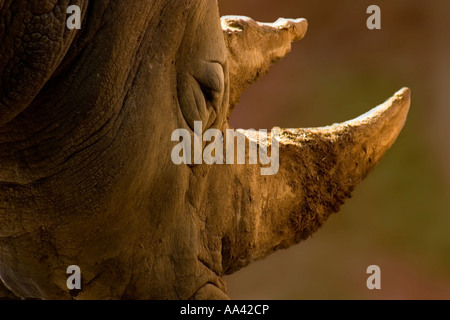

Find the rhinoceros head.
[{"left": 0, "top": 0, "right": 409, "bottom": 299}]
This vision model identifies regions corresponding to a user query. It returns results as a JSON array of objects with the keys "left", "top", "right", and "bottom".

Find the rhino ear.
[{"left": 221, "top": 16, "right": 308, "bottom": 111}]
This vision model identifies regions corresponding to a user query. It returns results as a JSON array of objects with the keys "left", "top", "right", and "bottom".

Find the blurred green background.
[{"left": 220, "top": 0, "right": 450, "bottom": 299}]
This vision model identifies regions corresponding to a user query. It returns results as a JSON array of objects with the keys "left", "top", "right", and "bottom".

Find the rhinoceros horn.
[{"left": 207, "top": 16, "right": 411, "bottom": 273}]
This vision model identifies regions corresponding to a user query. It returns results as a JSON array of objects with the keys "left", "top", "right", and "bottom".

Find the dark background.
[{"left": 219, "top": 0, "right": 450, "bottom": 299}]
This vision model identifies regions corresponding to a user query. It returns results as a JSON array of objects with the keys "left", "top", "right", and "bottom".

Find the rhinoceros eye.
[
  {"left": 193, "top": 61, "right": 224, "bottom": 102},
  {"left": 177, "top": 61, "right": 225, "bottom": 131}
]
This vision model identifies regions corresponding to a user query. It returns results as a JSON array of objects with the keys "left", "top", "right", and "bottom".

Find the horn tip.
[
  {"left": 291, "top": 18, "right": 308, "bottom": 41},
  {"left": 394, "top": 87, "right": 411, "bottom": 105},
  {"left": 269, "top": 18, "right": 308, "bottom": 41},
  {"left": 388, "top": 87, "right": 411, "bottom": 127}
]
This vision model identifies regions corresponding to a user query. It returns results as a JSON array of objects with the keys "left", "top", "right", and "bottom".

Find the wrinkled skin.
[{"left": 0, "top": 0, "right": 410, "bottom": 299}]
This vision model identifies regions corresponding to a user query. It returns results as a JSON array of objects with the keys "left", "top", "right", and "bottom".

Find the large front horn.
[{"left": 220, "top": 88, "right": 410, "bottom": 273}]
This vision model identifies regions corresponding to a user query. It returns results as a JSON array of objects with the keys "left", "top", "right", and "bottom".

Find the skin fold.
[{"left": 0, "top": 0, "right": 410, "bottom": 299}]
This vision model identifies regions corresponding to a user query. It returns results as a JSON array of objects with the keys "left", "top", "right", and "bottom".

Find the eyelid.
[{"left": 193, "top": 61, "right": 225, "bottom": 94}]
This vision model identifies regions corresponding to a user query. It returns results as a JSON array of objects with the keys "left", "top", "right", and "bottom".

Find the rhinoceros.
[{"left": 0, "top": 0, "right": 409, "bottom": 299}]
